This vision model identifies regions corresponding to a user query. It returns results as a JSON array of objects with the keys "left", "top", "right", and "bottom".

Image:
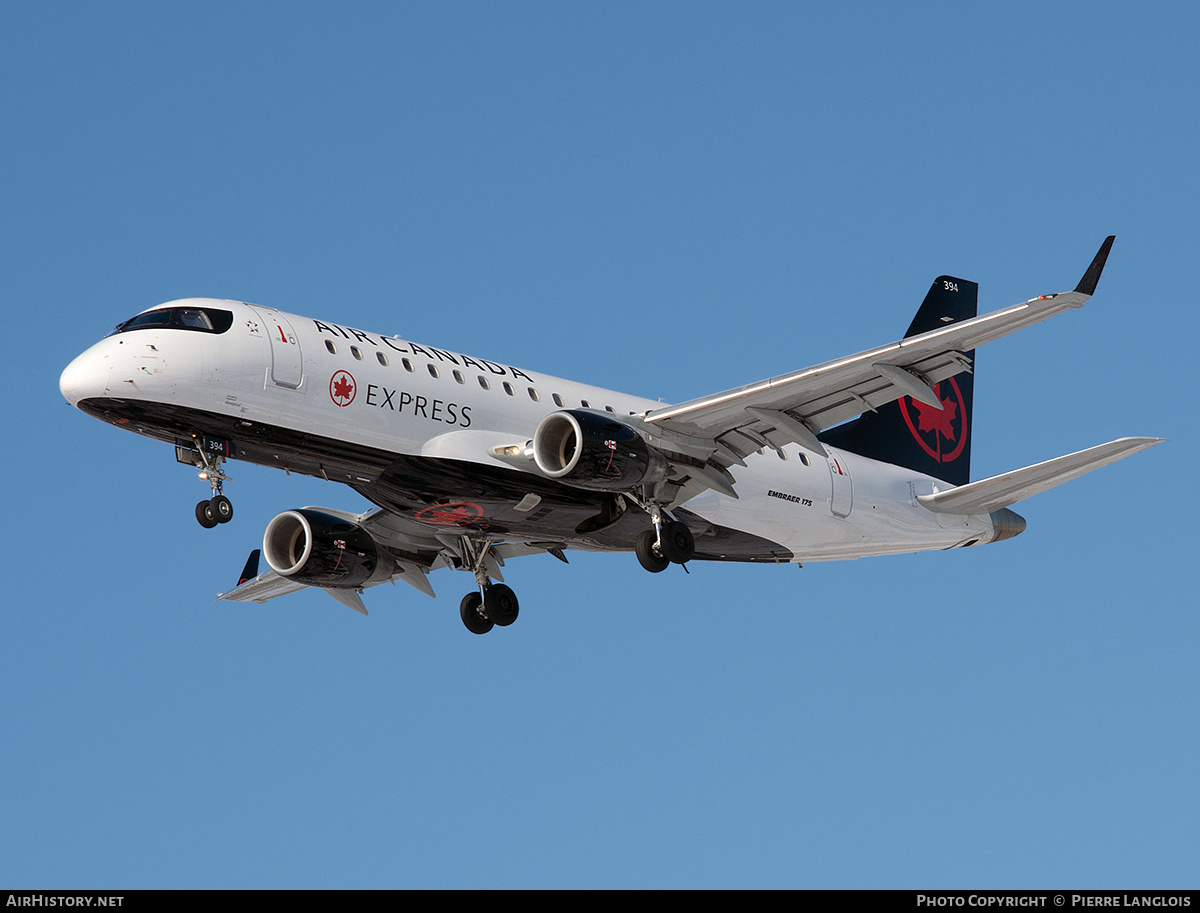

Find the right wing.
[{"left": 642, "top": 237, "right": 1116, "bottom": 466}]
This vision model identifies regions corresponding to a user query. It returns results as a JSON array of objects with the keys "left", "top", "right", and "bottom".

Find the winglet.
[
  {"left": 1075, "top": 235, "right": 1115, "bottom": 295},
  {"left": 237, "top": 549, "right": 261, "bottom": 585}
]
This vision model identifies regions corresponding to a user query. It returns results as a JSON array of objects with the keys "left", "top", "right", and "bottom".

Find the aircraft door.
[
  {"left": 249, "top": 306, "right": 304, "bottom": 389},
  {"left": 826, "top": 449, "right": 853, "bottom": 518}
]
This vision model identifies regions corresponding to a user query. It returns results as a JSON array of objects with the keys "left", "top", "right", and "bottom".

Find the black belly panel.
[{"left": 77, "top": 397, "right": 793, "bottom": 562}]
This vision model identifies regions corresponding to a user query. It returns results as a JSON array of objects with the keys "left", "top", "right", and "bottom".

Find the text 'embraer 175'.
[{"left": 61, "top": 238, "right": 1162, "bottom": 633}]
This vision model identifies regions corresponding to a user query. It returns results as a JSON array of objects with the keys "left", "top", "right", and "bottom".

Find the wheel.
[
  {"left": 210, "top": 494, "right": 234, "bottom": 524},
  {"left": 196, "top": 500, "right": 219, "bottom": 529},
  {"left": 635, "top": 529, "right": 669, "bottom": 573},
  {"left": 660, "top": 520, "right": 694, "bottom": 564},
  {"left": 485, "top": 583, "right": 519, "bottom": 627},
  {"left": 460, "top": 591, "right": 493, "bottom": 635}
]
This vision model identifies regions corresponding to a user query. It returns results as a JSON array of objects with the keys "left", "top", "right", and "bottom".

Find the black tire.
[
  {"left": 660, "top": 520, "right": 694, "bottom": 564},
  {"left": 635, "top": 529, "right": 669, "bottom": 573},
  {"left": 460, "top": 592, "right": 493, "bottom": 635},
  {"left": 196, "top": 500, "right": 219, "bottom": 529},
  {"left": 485, "top": 583, "right": 519, "bottom": 627},
  {"left": 210, "top": 494, "right": 234, "bottom": 524}
]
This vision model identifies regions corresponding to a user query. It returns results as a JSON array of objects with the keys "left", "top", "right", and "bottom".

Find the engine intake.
[
  {"left": 533, "top": 410, "right": 667, "bottom": 491},
  {"left": 262, "top": 509, "right": 394, "bottom": 588}
]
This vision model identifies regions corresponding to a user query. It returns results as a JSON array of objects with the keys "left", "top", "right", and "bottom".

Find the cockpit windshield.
[{"left": 109, "top": 306, "right": 234, "bottom": 337}]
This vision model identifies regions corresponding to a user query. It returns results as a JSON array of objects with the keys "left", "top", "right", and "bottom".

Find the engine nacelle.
[
  {"left": 533, "top": 410, "right": 668, "bottom": 491},
  {"left": 262, "top": 509, "right": 394, "bottom": 588}
]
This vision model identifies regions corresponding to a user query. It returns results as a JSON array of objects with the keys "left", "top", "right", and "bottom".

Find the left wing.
[
  {"left": 642, "top": 237, "right": 1115, "bottom": 466},
  {"left": 218, "top": 508, "right": 441, "bottom": 613},
  {"left": 217, "top": 548, "right": 310, "bottom": 602},
  {"left": 216, "top": 506, "right": 554, "bottom": 613}
]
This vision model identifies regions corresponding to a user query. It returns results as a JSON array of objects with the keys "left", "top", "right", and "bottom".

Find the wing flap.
[{"left": 917, "top": 437, "right": 1163, "bottom": 515}]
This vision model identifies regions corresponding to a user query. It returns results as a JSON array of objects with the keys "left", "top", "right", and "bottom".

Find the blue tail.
[{"left": 819, "top": 276, "right": 977, "bottom": 486}]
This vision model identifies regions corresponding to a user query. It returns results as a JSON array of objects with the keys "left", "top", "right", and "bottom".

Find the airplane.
[{"left": 60, "top": 237, "right": 1161, "bottom": 633}]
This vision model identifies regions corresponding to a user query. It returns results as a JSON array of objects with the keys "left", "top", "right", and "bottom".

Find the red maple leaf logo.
[
  {"left": 898, "top": 377, "right": 968, "bottom": 464},
  {"left": 415, "top": 502, "right": 484, "bottom": 527},
  {"left": 911, "top": 394, "right": 957, "bottom": 441},
  {"left": 329, "top": 371, "right": 356, "bottom": 406}
]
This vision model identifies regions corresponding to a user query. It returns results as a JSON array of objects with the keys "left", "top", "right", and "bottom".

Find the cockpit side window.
[
  {"left": 176, "top": 308, "right": 214, "bottom": 330},
  {"left": 111, "top": 307, "right": 234, "bottom": 336}
]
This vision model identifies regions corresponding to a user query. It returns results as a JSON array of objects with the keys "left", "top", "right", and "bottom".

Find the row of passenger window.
[{"left": 323, "top": 338, "right": 621, "bottom": 413}]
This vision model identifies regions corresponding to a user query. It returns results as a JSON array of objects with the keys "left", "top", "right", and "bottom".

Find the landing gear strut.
[{"left": 456, "top": 537, "right": 520, "bottom": 634}]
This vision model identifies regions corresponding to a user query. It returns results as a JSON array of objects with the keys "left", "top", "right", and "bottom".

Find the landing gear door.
[{"left": 248, "top": 305, "right": 304, "bottom": 389}]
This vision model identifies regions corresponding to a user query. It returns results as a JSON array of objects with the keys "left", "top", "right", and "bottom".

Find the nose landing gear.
[
  {"left": 183, "top": 435, "right": 234, "bottom": 529},
  {"left": 195, "top": 493, "right": 233, "bottom": 528}
]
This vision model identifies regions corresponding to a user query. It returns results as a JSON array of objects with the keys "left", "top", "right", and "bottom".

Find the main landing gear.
[
  {"left": 460, "top": 583, "right": 519, "bottom": 635},
  {"left": 456, "top": 536, "right": 520, "bottom": 635},
  {"left": 633, "top": 502, "right": 694, "bottom": 573},
  {"left": 189, "top": 438, "right": 234, "bottom": 529}
]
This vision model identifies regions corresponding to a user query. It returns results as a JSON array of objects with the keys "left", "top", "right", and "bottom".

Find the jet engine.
[
  {"left": 262, "top": 509, "right": 394, "bottom": 588},
  {"left": 533, "top": 410, "right": 668, "bottom": 491}
]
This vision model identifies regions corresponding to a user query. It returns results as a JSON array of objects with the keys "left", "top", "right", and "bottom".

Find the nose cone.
[{"left": 60, "top": 347, "right": 108, "bottom": 406}]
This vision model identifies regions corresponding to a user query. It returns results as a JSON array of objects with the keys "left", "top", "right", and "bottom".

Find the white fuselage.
[{"left": 60, "top": 298, "right": 999, "bottom": 561}]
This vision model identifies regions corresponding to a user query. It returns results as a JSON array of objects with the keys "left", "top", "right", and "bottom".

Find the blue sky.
[{"left": 3, "top": 2, "right": 1196, "bottom": 888}]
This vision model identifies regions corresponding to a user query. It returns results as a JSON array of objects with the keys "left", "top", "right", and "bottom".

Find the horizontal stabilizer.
[{"left": 917, "top": 437, "right": 1163, "bottom": 515}]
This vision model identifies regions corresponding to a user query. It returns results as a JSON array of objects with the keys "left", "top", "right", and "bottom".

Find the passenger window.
[
  {"left": 377, "top": 352, "right": 388, "bottom": 366},
  {"left": 325, "top": 340, "right": 337, "bottom": 355},
  {"left": 427, "top": 364, "right": 439, "bottom": 378},
  {"left": 503, "top": 382, "right": 514, "bottom": 396},
  {"left": 351, "top": 346, "right": 362, "bottom": 360},
  {"left": 528, "top": 388, "right": 540, "bottom": 402},
  {"left": 402, "top": 358, "right": 414, "bottom": 372},
  {"left": 553, "top": 393, "right": 564, "bottom": 407},
  {"left": 478, "top": 376, "right": 490, "bottom": 390},
  {"left": 453, "top": 370, "right": 464, "bottom": 384}
]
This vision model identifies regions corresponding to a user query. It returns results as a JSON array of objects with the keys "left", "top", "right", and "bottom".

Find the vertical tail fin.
[{"left": 818, "top": 276, "right": 977, "bottom": 486}]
